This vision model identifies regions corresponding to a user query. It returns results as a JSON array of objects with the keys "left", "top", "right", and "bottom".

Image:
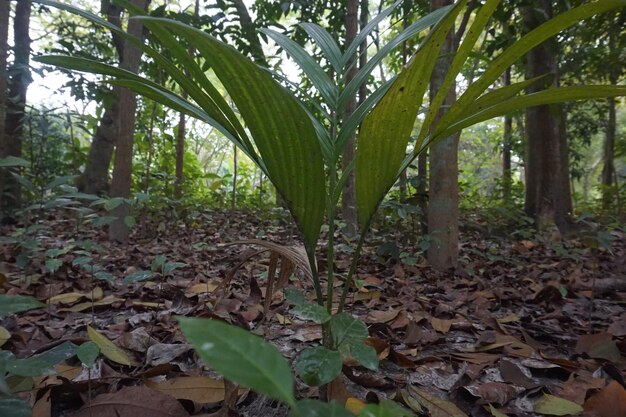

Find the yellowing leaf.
[
  {"left": 47, "top": 292, "right": 85, "bottom": 305},
  {"left": 0, "top": 326, "right": 10, "bottom": 347},
  {"left": 534, "top": 394, "right": 583, "bottom": 416},
  {"left": 87, "top": 326, "right": 132, "bottom": 366},
  {"left": 487, "top": 404, "right": 509, "bottom": 417},
  {"left": 186, "top": 282, "right": 220, "bottom": 294},
  {"left": 58, "top": 296, "right": 124, "bottom": 313},
  {"left": 145, "top": 376, "right": 246, "bottom": 404},
  {"left": 345, "top": 397, "right": 366, "bottom": 415}
]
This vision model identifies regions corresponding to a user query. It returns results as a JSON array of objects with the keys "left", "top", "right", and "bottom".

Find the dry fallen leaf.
[
  {"left": 583, "top": 381, "right": 626, "bottom": 417},
  {"left": 145, "top": 376, "right": 243, "bottom": 404},
  {"left": 73, "top": 385, "right": 189, "bottom": 417},
  {"left": 405, "top": 385, "right": 468, "bottom": 417}
]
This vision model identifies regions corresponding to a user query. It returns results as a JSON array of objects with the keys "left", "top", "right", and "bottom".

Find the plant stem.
[
  {"left": 337, "top": 229, "right": 367, "bottom": 313},
  {"left": 306, "top": 246, "right": 324, "bottom": 306},
  {"left": 326, "top": 166, "right": 336, "bottom": 313}
]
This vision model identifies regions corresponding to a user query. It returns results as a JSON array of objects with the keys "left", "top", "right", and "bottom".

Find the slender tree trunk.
[
  {"left": 601, "top": 16, "right": 618, "bottom": 211},
  {"left": 427, "top": 0, "right": 458, "bottom": 271},
  {"left": 231, "top": 0, "right": 267, "bottom": 66},
  {"left": 76, "top": 4, "right": 125, "bottom": 194},
  {"left": 523, "top": 1, "right": 571, "bottom": 233},
  {"left": 174, "top": 109, "right": 185, "bottom": 199},
  {"left": 231, "top": 144, "right": 237, "bottom": 210},
  {"left": 144, "top": 101, "right": 157, "bottom": 192},
  {"left": 1, "top": 0, "right": 31, "bottom": 214},
  {"left": 602, "top": 96, "right": 617, "bottom": 210},
  {"left": 0, "top": 0, "right": 9, "bottom": 159},
  {"left": 108, "top": 0, "right": 149, "bottom": 242},
  {"left": 174, "top": 0, "right": 199, "bottom": 200},
  {"left": 502, "top": 68, "right": 512, "bottom": 202},
  {"left": 0, "top": 0, "right": 10, "bottom": 215},
  {"left": 341, "top": 0, "right": 359, "bottom": 235}
]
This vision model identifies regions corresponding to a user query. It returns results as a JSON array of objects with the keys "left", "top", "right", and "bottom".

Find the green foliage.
[
  {"left": 31, "top": 0, "right": 626, "bottom": 413},
  {"left": 0, "top": 294, "right": 45, "bottom": 317}
]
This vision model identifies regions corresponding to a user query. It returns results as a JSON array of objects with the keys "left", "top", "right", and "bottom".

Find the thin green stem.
[
  {"left": 306, "top": 245, "right": 324, "bottom": 306},
  {"left": 325, "top": 109, "right": 339, "bottom": 313},
  {"left": 337, "top": 225, "right": 368, "bottom": 313}
]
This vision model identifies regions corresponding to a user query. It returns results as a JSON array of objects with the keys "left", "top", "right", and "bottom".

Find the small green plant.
[{"left": 35, "top": 0, "right": 626, "bottom": 412}]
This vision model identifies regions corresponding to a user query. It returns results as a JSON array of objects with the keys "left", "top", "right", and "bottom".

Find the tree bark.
[
  {"left": 502, "top": 68, "right": 512, "bottom": 201},
  {"left": 427, "top": 0, "right": 458, "bottom": 271},
  {"left": 0, "top": 0, "right": 9, "bottom": 159},
  {"left": 341, "top": 0, "right": 359, "bottom": 235},
  {"left": 601, "top": 96, "right": 617, "bottom": 210},
  {"left": 231, "top": 144, "right": 237, "bottom": 210},
  {"left": 76, "top": 4, "right": 125, "bottom": 194},
  {"left": 231, "top": 0, "right": 267, "bottom": 66},
  {"left": 1, "top": 0, "right": 31, "bottom": 213},
  {"left": 601, "top": 18, "right": 618, "bottom": 211},
  {"left": 174, "top": 0, "right": 199, "bottom": 200},
  {"left": 523, "top": 1, "right": 571, "bottom": 233},
  {"left": 108, "top": 0, "right": 149, "bottom": 242}
]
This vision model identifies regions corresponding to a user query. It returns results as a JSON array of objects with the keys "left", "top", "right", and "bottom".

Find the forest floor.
[{"left": 1, "top": 208, "right": 625, "bottom": 417}]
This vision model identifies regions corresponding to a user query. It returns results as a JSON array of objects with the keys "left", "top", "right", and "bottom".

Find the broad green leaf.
[
  {"left": 355, "top": 0, "right": 467, "bottom": 228},
  {"left": 342, "top": 0, "right": 403, "bottom": 66},
  {"left": 45, "top": 258, "right": 63, "bottom": 273},
  {"left": 122, "top": 269, "right": 155, "bottom": 284},
  {"left": 430, "top": 86, "right": 626, "bottom": 147},
  {"left": 123, "top": 215, "right": 136, "bottom": 228},
  {"left": 284, "top": 288, "right": 306, "bottom": 306},
  {"left": 330, "top": 313, "right": 368, "bottom": 348},
  {"left": 299, "top": 23, "right": 343, "bottom": 73},
  {"left": 261, "top": 28, "right": 338, "bottom": 106},
  {"left": 93, "top": 271, "right": 114, "bottom": 284},
  {"left": 417, "top": 0, "right": 500, "bottom": 147},
  {"left": 295, "top": 346, "right": 342, "bottom": 386},
  {"left": 87, "top": 326, "right": 132, "bottom": 366},
  {"left": 0, "top": 294, "right": 45, "bottom": 317},
  {"left": 291, "top": 399, "right": 353, "bottom": 417},
  {"left": 0, "top": 397, "right": 30, "bottom": 417},
  {"left": 436, "top": 0, "right": 626, "bottom": 139},
  {"left": 140, "top": 17, "right": 326, "bottom": 250},
  {"left": 359, "top": 401, "right": 416, "bottom": 417},
  {"left": 0, "top": 156, "right": 29, "bottom": 167},
  {"left": 6, "top": 342, "right": 78, "bottom": 377},
  {"left": 178, "top": 317, "right": 296, "bottom": 408},
  {"left": 339, "top": 341, "right": 378, "bottom": 371},
  {"left": 533, "top": 394, "right": 583, "bottom": 416},
  {"left": 339, "top": 6, "right": 452, "bottom": 111},
  {"left": 36, "top": 0, "right": 255, "bottom": 163},
  {"left": 162, "top": 262, "right": 187, "bottom": 275},
  {"left": 291, "top": 303, "right": 331, "bottom": 324},
  {"left": 77, "top": 342, "right": 100, "bottom": 368}
]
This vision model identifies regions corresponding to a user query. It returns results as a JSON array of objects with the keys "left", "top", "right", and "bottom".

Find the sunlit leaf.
[
  {"left": 87, "top": 326, "right": 132, "bottom": 366},
  {"left": 178, "top": 317, "right": 296, "bottom": 408}
]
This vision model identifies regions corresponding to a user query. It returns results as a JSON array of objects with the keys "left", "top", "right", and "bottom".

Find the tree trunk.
[
  {"left": 174, "top": 0, "right": 199, "bottom": 200},
  {"left": 601, "top": 96, "right": 617, "bottom": 210},
  {"left": 601, "top": 18, "right": 618, "bottom": 211},
  {"left": 232, "top": 0, "right": 267, "bottom": 66},
  {"left": 174, "top": 107, "right": 185, "bottom": 199},
  {"left": 232, "top": 144, "right": 237, "bottom": 210},
  {"left": 1, "top": 0, "right": 31, "bottom": 213},
  {"left": 0, "top": 0, "right": 9, "bottom": 159},
  {"left": 341, "top": 0, "right": 359, "bottom": 235},
  {"left": 108, "top": 0, "right": 149, "bottom": 242},
  {"left": 427, "top": 0, "right": 458, "bottom": 271},
  {"left": 76, "top": 4, "right": 125, "bottom": 194},
  {"left": 523, "top": 1, "right": 571, "bottom": 233},
  {"left": 502, "top": 68, "right": 512, "bottom": 202}
]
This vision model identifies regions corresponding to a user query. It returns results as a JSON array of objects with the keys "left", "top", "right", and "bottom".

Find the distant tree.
[
  {"left": 523, "top": 0, "right": 572, "bottom": 233},
  {"left": 0, "top": 0, "right": 9, "bottom": 170},
  {"left": 1, "top": 0, "right": 32, "bottom": 214},
  {"left": 108, "top": 0, "right": 150, "bottom": 242},
  {"left": 427, "top": 0, "right": 459, "bottom": 270}
]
